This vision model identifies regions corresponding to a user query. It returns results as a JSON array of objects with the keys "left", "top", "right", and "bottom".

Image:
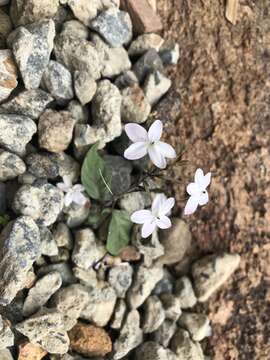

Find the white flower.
[
  {"left": 131, "top": 193, "right": 175, "bottom": 238},
  {"left": 124, "top": 120, "right": 176, "bottom": 169},
  {"left": 184, "top": 168, "right": 211, "bottom": 215},
  {"left": 57, "top": 176, "right": 88, "bottom": 207}
]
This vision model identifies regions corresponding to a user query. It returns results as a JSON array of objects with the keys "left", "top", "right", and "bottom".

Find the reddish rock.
[
  {"left": 18, "top": 342, "right": 47, "bottom": 360},
  {"left": 68, "top": 323, "right": 112, "bottom": 357},
  {"left": 119, "top": 246, "right": 141, "bottom": 262},
  {"left": 120, "top": 0, "right": 162, "bottom": 34}
]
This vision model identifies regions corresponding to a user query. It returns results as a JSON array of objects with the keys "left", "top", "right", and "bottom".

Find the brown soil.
[{"left": 156, "top": 0, "right": 270, "bottom": 359}]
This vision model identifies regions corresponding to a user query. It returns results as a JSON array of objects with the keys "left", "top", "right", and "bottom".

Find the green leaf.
[
  {"left": 81, "top": 143, "right": 112, "bottom": 201},
  {"left": 106, "top": 210, "right": 133, "bottom": 256}
]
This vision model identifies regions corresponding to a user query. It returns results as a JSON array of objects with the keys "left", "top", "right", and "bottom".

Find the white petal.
[
  {"left": 198, "top": 191, "right": 209, "bottom": 206},
  {"left": 194, "top": 168, "right": 205, "bottom": 184},
  {"left": 156, "top": 215, "right": 172, "bottom": 229},
  {"left": 124, "top": 142, "right": 148, "bottom": 160},
  {"left": 131, "top": 210, "right": 153, "bottom": 224},
  {"left": 73, "top": 191, "right": 88, "bottom": 205},
  {"left": 184, "top": 196, "right": 199, "bottom": 215},
  {"left": 151, "top": 193, "right": 167, "bottom": 214},
  {"left": 159, "top": 197, "right": 175, "bottom": 216},
  {"left": 125, "top": 123, "right": 148, "bottom": 142},
  {"left": 148, "top": 120, "right": 163, "bottom": 142},
  {"left": 141, "top": 221, "right": 156, "bottom": 238},
  {"left": 64, "top": 192, "right": 73, "bottom": 207},
  {"left": 202, "top": 172, "right": 211, "bottom": 189},
  {"left": 186, "top": 182, "right": 200, "bottom": 196},
  {"left": 57, "top": 182, "right": 70, "bottom": 193},
  {"left": 155, "top": 141, "right": 176, "bottom": 159},
  {"left": 148, "top": 145, "right": 166, "bottom": 169},
  {"left": 73, "top": 184, "right": 85, "bottom": 192}
]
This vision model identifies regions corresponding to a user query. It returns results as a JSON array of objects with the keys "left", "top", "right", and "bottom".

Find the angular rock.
[
  {"left": 42, "top": 60, "right": 73, "bottom": 102},
  {"left": 128, "top": 33, "right": 164, "bottom": 57},
  {"left": 66, "top": 0, "right": 101, "bottom": 26},
  {"left": 90, "top": 8, "right": 132, "bottom": 48},
  {"left": 10, "top": 0, "right": 59, "bottom": 26},
  {"left": 153, "top": 269, "right": 174, "bottom": 295},
  {"left": 159, "top": 42, "right": 180, "bottom": 66},
  {"left": 54, "top": 32, "right": 101, "bottom": 80},
  {"left": 39, "top": 331, "right": 70, "bottom": 355},
  {"left": 69, "top": 323, "right": 112, "bottom": 357},
  {"left": 53, "top": 222, "right": 73, "bottom": 249},
  {"left": 74, "top": 71, "right": 96, "bottom": 105},
  {"left": 73, "top": 267, "right": 98, "bottom": 287},
  {"left": 74, "top": 80, "right": 122, "bottom": 150},
  {"left": 51, "top": 284, "right": 89, "bottom": 319},
  {"left": 0, "top": 49, "right": 18, "bottom": 102},
  {"left": 80, "top": 285, "right": 117, "bottom": 327},
  {"left": 0, "top": 216, "right": 40, "bottom": 305},
  {"left": 61, "top": 20, "right": 89, "bottom": 40},
  {"left": 170, "top": 329, "right": 204, "bottom": 360},
  {"left": 108, "top": 263, "right": 133, "bottom": 298},
  {"left": 0, "top": 10, "right": 12, "bottom": 48},
  {"left": 142, "top": 296, "right": 165, "bottom": 334},
  {"left": 0, "top": 182, "right": 7, "bottom": 215},
  {"left": 192, "top": 253, "right": 241, "bottom": 302},
  {"left": 114, "top": 70, "right": 138, "bottom": 89},
  {"left": 68, "top": 100, "right": 89, "bottom": 125},
  {"left": 13, "top": 182, "right": 64, "bottom": 226},
  {"left": 26, "top": 152, "right": 80, "bottom": 183},
  {"left": 152, "top": 319, "right": 177, "bottom": 348},
  {"left": 143, "top": 70, "right": 172, "bottom": 106},
  {"left": 72, "top": 228, "right": 106, "bottom": 270},
  {"left": 135, "top": 342, "right": 177, "bottom": 360},
  {"left": 0, "top": 89, "right": 53, "bottom": 120},
  {"left": 119, "top": 191, "right": 151, "bottom": 216},
  {"left": 22, "top": 272, "right": 62, "bottom": 317},
  {"left": 110, "top": 299, "right": 126, "bottom": 329},
  {"left": 133, "top": 49, "right": 163, "bottom": 83},
  {"left": 50, "top": 248, "right": 70, "bottom": 263},
  {"left": 0, "top": 150, "right": 26, "bottom": 181},
  {"left": 0, "top": 316, "right": 14, "bottom": 349},
  {"left": 18, "top": 342, "right": 47, "bottom": 360},
  {"left": 120, "top": 0, "right": 162, "bottom": 34},
  {"left": 0, "top": 114, "right": 36, "bottom": 155},
  {"left": 113, "top": 310, "right": 143, "bottom": 359},
  {"left": 38, "top": 109, "right": 75, "bottom": 153},
  {"left": 178, "top": 312, "right": 212, "bottom": 342},
  {"left": 157, "top": 219, "right": 191, "bottom": 266},
  {"left": 37, "top": 262, "right": 76, "bottom": 285},
  {"left": 121, "top": 84, "right": 151, "bottom": 123},
  {"left": 127, "top": 264, "right": 163, "bottom": 309},
  {"left": 63, "top": 201, "right": 90, "bottom": 228},
  {"left": 174, "top": 276, "right": 197, "bottom": 309},
  {"left": 8, "top": 20, "right": 55, "bottom": 89},
  {"left": 159, "top": 294, "right": 181, "bottom": 321},
  {"left": 0, "top": 349, "right": 14, "bottom": 360},
  {"left": 39, "top": 226, "right": 58, "bottom": 257}
]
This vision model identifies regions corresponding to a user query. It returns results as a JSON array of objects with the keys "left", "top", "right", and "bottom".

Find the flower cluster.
[
  {"left": 57, "top": 175, "right": 89, "bottom": 207},
  {"left": 124, "top": 120, "right": 212, "bottom": 238}
]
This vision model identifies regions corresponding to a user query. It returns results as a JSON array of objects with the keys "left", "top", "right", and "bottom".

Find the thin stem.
[{"left": 99, "top": 168, "right": 114, "bottom": 196}]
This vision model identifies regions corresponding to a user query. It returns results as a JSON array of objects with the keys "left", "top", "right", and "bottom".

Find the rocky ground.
[
  {"left": 0, "top": 0, "right": 267, "bottom": 359},
  {"left": 156, "top": 0, "right": 270, "bottom": 359}
]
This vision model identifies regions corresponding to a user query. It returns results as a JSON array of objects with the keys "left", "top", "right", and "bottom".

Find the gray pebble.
[{"left": 0, "top": 150, "right": 26, "bottom": 181}]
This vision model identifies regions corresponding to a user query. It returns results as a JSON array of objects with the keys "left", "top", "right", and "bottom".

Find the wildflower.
[
  {"left": 131, "top": 193, "right": 175, "bottom": 238},
  {"left": 57, "top": 175, "right": 88, "bottom": 207},
  {"left": 184, "top": 168, "right": 211, "bottom": 215},
  {"left": 124, "top": 120, "right": 176, "bottom": 169}
]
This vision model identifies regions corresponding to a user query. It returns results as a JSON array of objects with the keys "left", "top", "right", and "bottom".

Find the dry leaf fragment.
[{"left": 225, "top": 0, "right": 239, "bottom": 25}]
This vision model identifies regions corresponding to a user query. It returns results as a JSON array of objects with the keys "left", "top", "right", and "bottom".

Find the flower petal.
[
  {"left": 148, "top": 145, "right": 166, "bottom": 169},
  {"left": 141, "top": 221, "right": 156, "bottom": 238},
  {"left": 64, "top": 192, "right": 73, "bottom": 207},
  {"left": 159, "top": 197, "right": 175, "bottom": 216},
  {"left": 124, "top": 123, "right": 148, "bottom": 142},
  {"left": 57, "top": 182, "right": 70, "bottom": 193},
  {"left": 151, "top": 193, "right": 167, "bottom": 214},
  {"left": 186, "top": 182, "right": 200, "bottom": 196},
  {"left": 148, "top": 120, "right": 163, "bottom": 142},
  {"left": 198, "top": 191, "right": 209, "bottom": 206},
  {"left": 131, "top": 210, "right": 153, "bottom": 224},
  {"left": 155, "top": 141, "right": 176, "bottom": 159},
  {"left": 124, "top": 142, "right": 148, "bottom": 160},
  {"left": 73, "top": 184, "right": 85, "bottom": 192},
  {"left": 73, "top": 191, "right": 88, "bottom": 205},
  {"left": 184, "top": 196, "right": 199, "bottom": 215},
  {"left": 202, "top": 172, "right": 211, "bottom": 189},
  {"left": 156, "top": 215, "right": 172, "bottom": 229}
]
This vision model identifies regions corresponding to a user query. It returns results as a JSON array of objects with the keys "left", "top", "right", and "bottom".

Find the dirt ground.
[{"left": 156, "top": 0, "right": 270, "bottom": 359}]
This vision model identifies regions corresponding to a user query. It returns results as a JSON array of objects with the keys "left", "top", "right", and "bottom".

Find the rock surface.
[
  {"left": 121, "top": 84, "right": 151, "bottom": 123},
  {"left": 18, "top": 342, "right": 47, "bottom": 360},
  {"left": 13, "top": 182, "right": 64, "bottom": 226},
  {"left": 142, "top": 296, "right": 165, "bottom": 333},
  {"left": 108, "top": 263, "right": 133, "bottom": 298},
  {"left": 174, "top": 276, "right": 197, "bottom": 309},
  {"left": 192, "top": 253, "right": 241, "bottom": 302},
  {"left": 128, "top": 33, "right": 164, "bottom": 57},
  {"left": 178, "top": 312, "right": 212, "bottom": 341},
  {"left": 170, "top": 329, "right": 204, "bottom": 360},
  {"left": 0, "top": 150, "right": 26, "bottom": 181},
  {"left": 0, "top": 216, "right": 40, "bottom": 305},
  {"left": 0, "top": 49, "right": 18, "bottom": 102},
  {"left": 69, "top": 323, "right": 112, "bottom": 357},
  {"left": 0, "top": 316, "right": 14, "bottom": 349}
]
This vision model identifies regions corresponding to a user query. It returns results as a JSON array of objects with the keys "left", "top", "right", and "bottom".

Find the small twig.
[{"left": 99, "top": 168, "right": 114, "bottom": 196}]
